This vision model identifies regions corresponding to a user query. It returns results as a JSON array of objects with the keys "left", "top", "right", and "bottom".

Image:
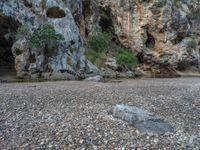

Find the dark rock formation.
[{"left": 110, "top": 104, "right": 174, "bottom": 134}]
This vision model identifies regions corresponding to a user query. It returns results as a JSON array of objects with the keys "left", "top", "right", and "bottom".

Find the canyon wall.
[
  {"left": 98, "top": 0, "right": 200, "bottom": 75},
  {"left": 0, "top": 0, "right": 200, "bottom": 78},
  {"left": 0, "top": 0, "right": 98, "bottom": 79}
]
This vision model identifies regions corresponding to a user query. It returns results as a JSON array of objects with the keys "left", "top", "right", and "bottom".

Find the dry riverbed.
[{"left": 0, "top": 78, "right": 200, "bottom": 149}]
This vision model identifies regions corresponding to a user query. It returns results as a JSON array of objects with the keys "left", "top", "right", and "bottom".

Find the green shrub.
[
  {"left": 85, "top": 49, "right": 107, "bottom": 68},
  {"left": 116, "top": 48, "right": 138, "bottom": 69},
  {"left": 16, "top": 25, "right": 29, "bottom": 39},
  {"left": 187, "top": 38, "right": 197, "bottom": 54},
  {"left": 16, "top": 24, "right": 64, "bottom": 56},
  {"left": 87, "top": 32, "right": 112, "bottom": 53},
  {"left": 29, "top": 24, "right": 64, "bottom": 49},
  {"left": 191, "top": 8, "right": 200, "bottom": 22},
  {"left": 86, "top": 32, "right": 112, "bottom": 68}
]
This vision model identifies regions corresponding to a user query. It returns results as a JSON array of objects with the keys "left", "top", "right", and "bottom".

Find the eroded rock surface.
[
  {"left": 110, "top": 104, "right": 174, "bottom": 134},
  {"left": 1, "top": 0, "right": 200, "bottom": 78},
  {"left": 98, "top": 0, "right": 200, "bottom": 76},
  {"left": 0, "top": 0, "right": 98, "bottom": 78}
]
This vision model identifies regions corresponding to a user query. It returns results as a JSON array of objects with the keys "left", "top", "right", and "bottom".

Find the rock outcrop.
[
  {"left": 0, "top": 0, "right": 200, "bottom": 79},
  {"left": 0, "top": 0, "right": 98, "bottom": 78},
  {"left": 98, "top": 0, "right": 200, "bottom": 76},
  {"left": 110, "top": 104, "right": 174, "bottom": 134}
]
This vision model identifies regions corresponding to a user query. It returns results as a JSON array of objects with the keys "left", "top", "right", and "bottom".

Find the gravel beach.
[{"left": 0, "top": 78, "right": 200, "bottom": 149}]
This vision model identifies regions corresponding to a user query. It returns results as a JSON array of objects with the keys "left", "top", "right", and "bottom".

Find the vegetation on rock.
[
  {"left": 86, "top": 32, "right": 112, "bottom": 53},
  {"left": 86, "top": 32, "right": 112, "bottom": 68},
  {"left": 17, "top": 24, "right": 64, "bottom": 51},
  {"left": 186, "top": 38, "right": 197, "bottom": 54},
  {"left": 86, "top": 31, "right": 139, "bottom": 69},
  {"left": 85, "top": 49, "right": 107, "bottom": 68},
  {"left": 29, "top": 24, "right": 64, "bottom": 49},
  {"left": 116, "top": 48, "right": 138, "bottom": 69},
  {"left": 16, "top": 25, "right": 29, "bottom": 39}
]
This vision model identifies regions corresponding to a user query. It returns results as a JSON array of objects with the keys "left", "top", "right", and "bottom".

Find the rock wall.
[
  {"left": 98, "top": 0, "right": 200, "bottom": 75},
  {"left": 0, "top": 0, "right": 200, "bottom": 79},
  {"left": 0, "top": 0, "right": 98, "bottom": 79}
]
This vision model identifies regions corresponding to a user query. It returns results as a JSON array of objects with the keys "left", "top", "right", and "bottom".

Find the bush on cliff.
[
  {"left": 86, "top": 32, "right": 112, "bottom": 68},
  {"left": 16, "top": 25, "right": 29, "bottom": 39},
  {"left": 87, "top": 32, "right": 112, "bottom": 53},
  {"left": 29, "top": 24, "right": 64, "bottom": 49},
  {"left": 116, "top": 48, "right": 138, "bottom": 69},
  {"left": 16, "top": 24, "right": 64, "bottom": 55},
  {"left": 85, "top": 49, "right": 107, "bottom": 68},
  {"left": 186, "top": 38, "right": 197, "bottom": 54}
]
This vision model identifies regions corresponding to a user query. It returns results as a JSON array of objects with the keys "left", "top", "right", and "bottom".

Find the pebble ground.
[{"left": 0, "top": 78, "right": 199, "bottom": 149}]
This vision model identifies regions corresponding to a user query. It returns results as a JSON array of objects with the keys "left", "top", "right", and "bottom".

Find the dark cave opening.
[
  {"left": 172, "top": 32, "right": 186, "bottom": 44},
  {"left": 146, "top": 31, "right": 155, "bottom": 49},
  {"left": 82, "top": 0, "right": 93, "bottom": 36},
  {"left": 46, "top": 7, "right": 66, "bottom": 18},
  {"left": 99, "top": 7, "right": 114, "bottom": 33},
  {"left": 0, "top": 15, "right": 21, "bottom": 78},
  {"left": 99, "top": 6, "right": 121, "bottom": 54}
]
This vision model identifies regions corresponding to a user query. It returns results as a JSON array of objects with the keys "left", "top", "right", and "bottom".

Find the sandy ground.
[{"left": 0, "top": 78, "right": 199, "bottom": 149}]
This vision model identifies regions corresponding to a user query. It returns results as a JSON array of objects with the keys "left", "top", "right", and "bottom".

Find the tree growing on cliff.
[
  {"left": 16, "top": 24, "right": 64, "bottom": 56},
  {"left": 29, "top": 24, "right": 64, "bottom": 50}
]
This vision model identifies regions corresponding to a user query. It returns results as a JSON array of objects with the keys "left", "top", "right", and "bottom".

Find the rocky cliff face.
[
  {"left": 0, "top": 0, "right": 98, "bottom": 79},
  {"left": 98, "top": 0, "right": 200, "bottom": 76},
  {"left": 0, "top": 0, "right": 200, "bottom": 79}
]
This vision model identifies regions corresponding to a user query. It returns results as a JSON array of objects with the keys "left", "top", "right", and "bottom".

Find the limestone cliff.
[
  {"left": 98, "top": 0, "right": 200, "bottom": 76},
  {"left": 0, "top": 0, "right": 200, "bottom": 79},
  {"left": 0, "top": 0, "right": 98, "bottom": 79}
]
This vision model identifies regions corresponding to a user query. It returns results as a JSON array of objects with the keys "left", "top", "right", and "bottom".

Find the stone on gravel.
[
  {"left": 110, "top": 104, "right": 174, "bottom": 134},
  {"left": 85, "top": 75, "right": 104, "bottom": 82}
]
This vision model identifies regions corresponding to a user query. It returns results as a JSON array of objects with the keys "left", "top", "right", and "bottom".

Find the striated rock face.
[
  {"left": 0, "top": 0, "right": 98, "bottom": 78},
  {"left": 1, "top": 0, "right": 200, "bottom": 78},
  {"left": 98, "top": 0, "right": 200, "bottom": 76},
  {"left": 66, "top": 0, "right": 100, "bottom": 37}
]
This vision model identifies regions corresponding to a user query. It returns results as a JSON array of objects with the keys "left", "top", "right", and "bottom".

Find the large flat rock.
[{"left": 111, "top": 104, "right": 174, "bottom": 134}]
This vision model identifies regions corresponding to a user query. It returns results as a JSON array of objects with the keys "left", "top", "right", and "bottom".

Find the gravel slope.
[{"left": 0, "top": 78, "right": 200, "bottom": 149}]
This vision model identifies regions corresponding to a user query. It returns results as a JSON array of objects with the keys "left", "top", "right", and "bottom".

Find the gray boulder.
[
  {"left": 85, "top": 75, "right": 104, "bottom": 82},
  {"left": 110, "top": 104, "right": 174, "bottom": 134}
]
